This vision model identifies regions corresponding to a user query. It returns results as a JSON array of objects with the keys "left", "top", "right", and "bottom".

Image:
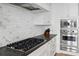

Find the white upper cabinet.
[
  {"left": 78, "top": 3, "right": 79, "bottom": 16},
  {"left": 67, "top": 3, "right": 78, "bottom": 17},
  {"left": 51, "top": 3, "right": 78, "bottom": 18}
]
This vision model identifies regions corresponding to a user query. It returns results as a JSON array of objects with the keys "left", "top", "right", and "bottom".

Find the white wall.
[{"left": 0, "top": 3, "right": 50, "bottom": 47}]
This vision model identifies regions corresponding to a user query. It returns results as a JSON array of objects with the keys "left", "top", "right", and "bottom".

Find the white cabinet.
[
  {"left": 68, "top": 3, "right": 78, "bottom": 17},
  {"left": 50, "top": 37, "right": 56, "bottom": 56},
  {"left": 28, "top": 37, "right": 56, "bottom": 56},
  {"left": 51, "top": 3, "right": 78, "bottom": 18}
]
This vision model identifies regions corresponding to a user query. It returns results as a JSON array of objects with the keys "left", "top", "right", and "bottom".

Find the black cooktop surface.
[{"left": 7, "top": 38, "right": 44, "bottom": 52}]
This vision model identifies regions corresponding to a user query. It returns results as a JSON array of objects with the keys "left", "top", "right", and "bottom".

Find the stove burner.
[{"left": 7, "top": 38, "right": 44, "bottom": 52}]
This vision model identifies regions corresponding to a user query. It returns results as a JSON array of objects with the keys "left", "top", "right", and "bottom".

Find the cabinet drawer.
[
  {"left": 28, "top": 37, "right": 56, "bottom": 56},
  {"left": 28, "top": 41, "right": 50, "bottom": 56}
]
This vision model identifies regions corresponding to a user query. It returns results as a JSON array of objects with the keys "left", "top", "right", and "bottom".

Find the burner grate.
[{"left": 7, "top": 38, "right": 44, "bottom": 52}]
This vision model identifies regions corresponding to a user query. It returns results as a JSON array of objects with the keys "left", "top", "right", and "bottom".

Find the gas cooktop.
[{"left": 7, "top": 38, "right": 45, "bottom": 52}]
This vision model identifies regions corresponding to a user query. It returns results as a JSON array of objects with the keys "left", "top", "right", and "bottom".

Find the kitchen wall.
[
  {"left": 0, "top": 3, "right": 49, "bottom": 47},
  {"left": 0, "top": 3, "right": 78, "bottom": 51}
]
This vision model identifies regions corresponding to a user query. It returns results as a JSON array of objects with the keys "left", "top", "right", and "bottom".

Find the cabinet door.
[
  {"left": 28, "top": 38, "right": 56, "bottom": 56},
  {"left": 28, "top": 41, "right": 50, "bottom": 56},
  {"left": 49, "top": 38, "right": 56, "bottom": 56}
]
